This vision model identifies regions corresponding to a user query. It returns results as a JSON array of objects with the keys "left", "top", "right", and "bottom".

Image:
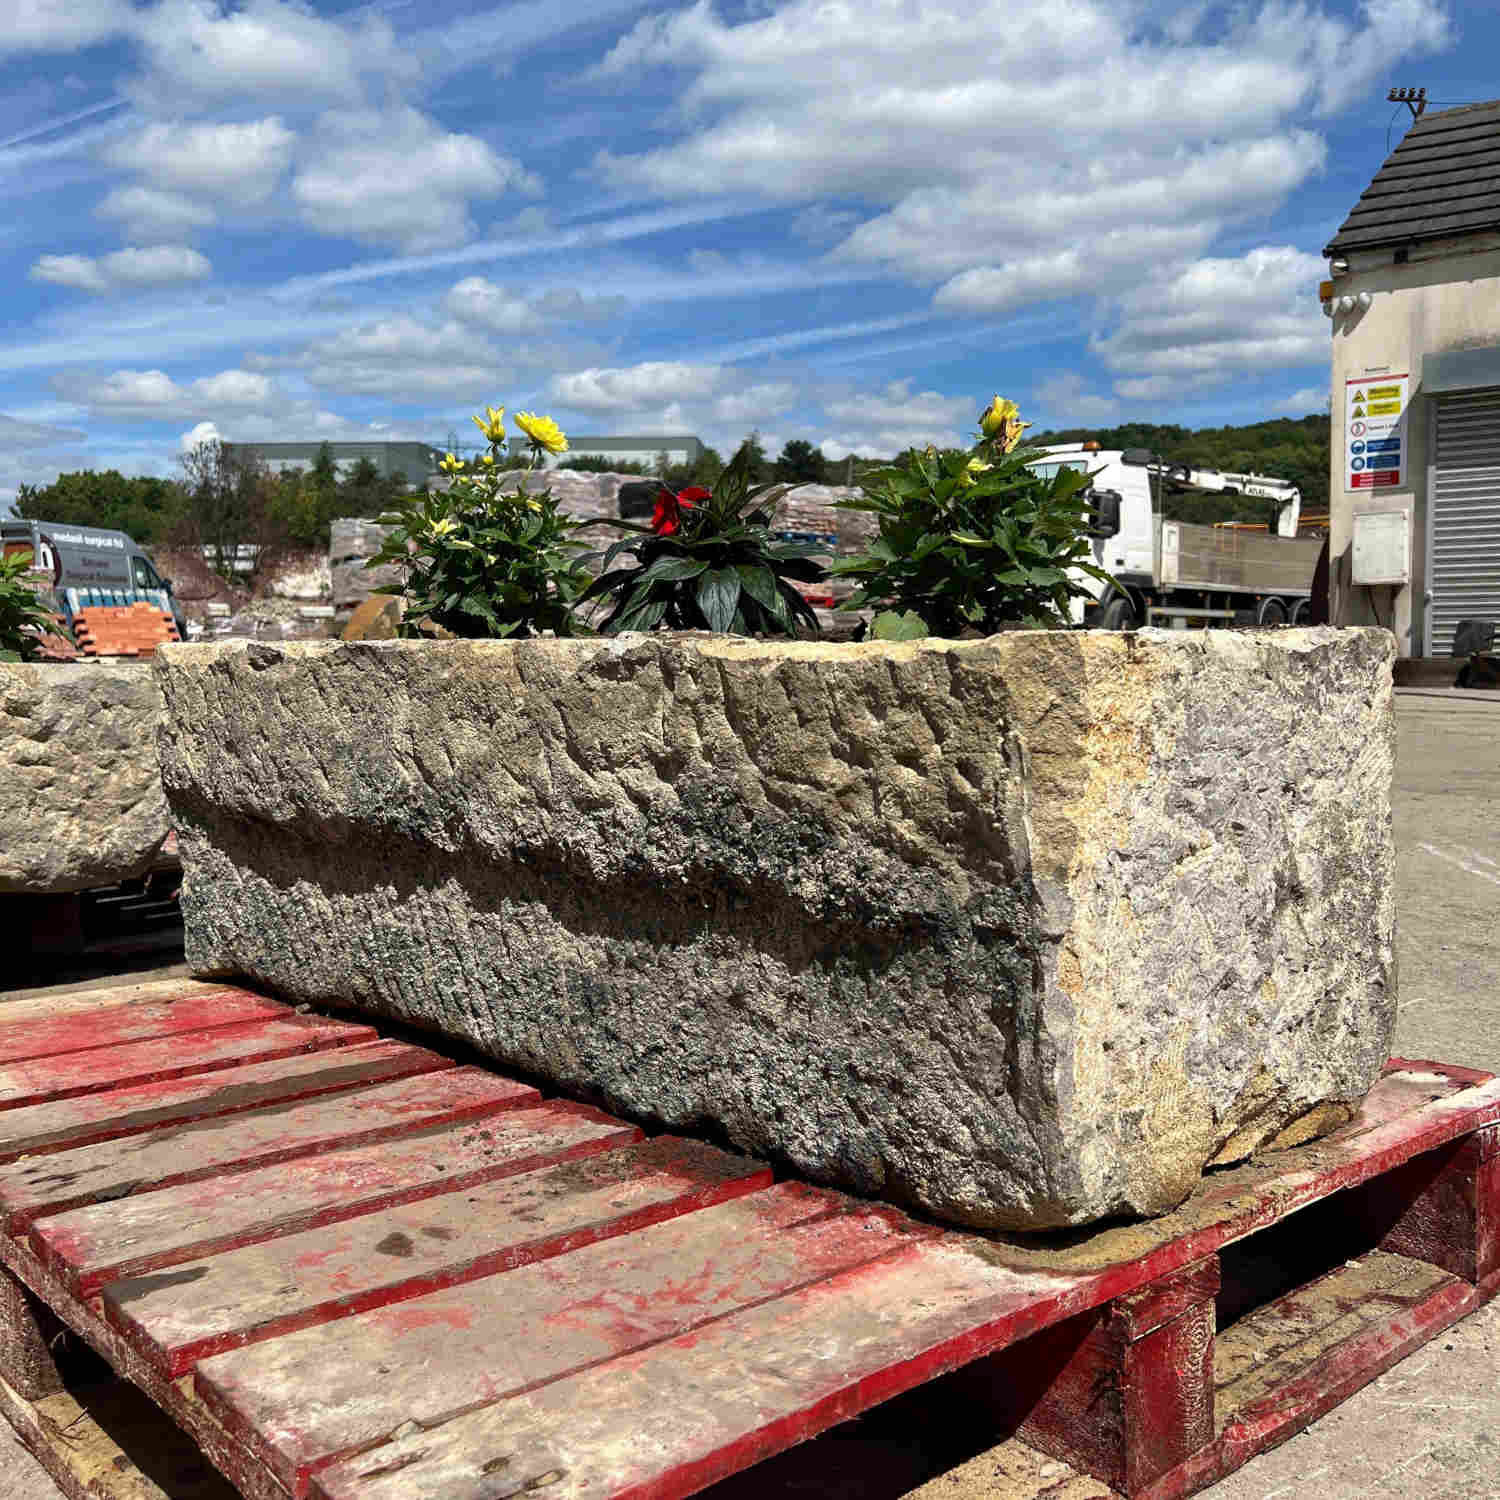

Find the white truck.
[{"left": 1027, "top": 444, "right": 1323, "bottom": 630}]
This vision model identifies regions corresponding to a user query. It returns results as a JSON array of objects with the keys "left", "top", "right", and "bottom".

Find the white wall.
[{"left": 1329, "top": 232, "right": 1500, "bottom": 655}]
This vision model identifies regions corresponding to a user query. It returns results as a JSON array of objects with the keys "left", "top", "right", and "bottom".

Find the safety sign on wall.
[{"left": 1345, "top": 373, "right": 1409, "bottom": 491}]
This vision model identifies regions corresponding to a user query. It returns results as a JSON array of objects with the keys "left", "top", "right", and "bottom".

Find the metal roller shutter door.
[{"left": 1430, "top": 391, "right": 1500, "bottom": 656}]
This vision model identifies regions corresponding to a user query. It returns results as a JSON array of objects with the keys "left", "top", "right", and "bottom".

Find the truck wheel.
[
  {"left": 1100, "top": 596, "right": 1136, "bottom": 631},
  {"left": 1257, "top": 597, "right": 1287, "bottom": 626},
  {"left": 1290, "top": 598, "right": 1310, "bottom": 625}
]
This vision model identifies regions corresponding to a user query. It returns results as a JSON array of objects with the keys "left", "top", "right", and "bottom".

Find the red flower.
[{"left": 650, "top": 485, "right": 709, "bottom": 537}]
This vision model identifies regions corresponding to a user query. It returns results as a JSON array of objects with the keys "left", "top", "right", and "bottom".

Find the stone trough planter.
[
  {"left": 2, "top": 660, "right": 171, "bottom": 895},
  {"left": 156, "top": 628, "right": 1396, "bottom": 1231}
]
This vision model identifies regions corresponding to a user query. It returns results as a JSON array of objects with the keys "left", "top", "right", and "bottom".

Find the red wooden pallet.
[{"left": 0, "top": 977, "right": 1494, "bottom": 1500}]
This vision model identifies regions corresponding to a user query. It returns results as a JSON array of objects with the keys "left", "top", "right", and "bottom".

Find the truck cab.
[
  {"left": 0, "top": 520, "right": 188, "bottom": 641},
  {"left": 1025, "top": 444, "right": 1316, "bottom": 629}
]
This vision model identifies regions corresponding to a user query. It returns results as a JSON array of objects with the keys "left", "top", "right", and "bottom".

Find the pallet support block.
[
  {"left": 1365, "top": 1122, "right": 1500, "bottom": 1284},
  {"left": 1001, "top": 1257, "right": 1220, "bottom": 1495},
  {"left": 0, "top": 1263, "right": 64, "bottom": 1401}
]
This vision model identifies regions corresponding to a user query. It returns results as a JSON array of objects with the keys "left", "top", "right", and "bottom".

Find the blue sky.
[{"left": 0, "top": 0, "right": 1486, "bottom": 503}]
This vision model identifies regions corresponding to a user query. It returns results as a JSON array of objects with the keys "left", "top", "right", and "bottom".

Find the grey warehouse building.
[{"left": 223, "top": 441, "right": 446, "bottom": 484}]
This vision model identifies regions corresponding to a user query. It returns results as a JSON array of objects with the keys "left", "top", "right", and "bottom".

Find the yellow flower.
[
  {"left": 438, "top": 452, "right": 465, "bottom": 474},
  {"left": 978, "top": 395, "right": 1030, "bottom": 453},
  {"left": 515, "top": 411, "right": 568, "bottom": 454},
  {"left": 472, "top": 405, "right": 507, "bottom": 444},
  {"left": 960, "top": 456, "right": 993, "bottom": 487},
  {"left": 426, "top": 516, "right": 459, "bottom": 538},
  {"left": 480, "top": 452, "right": 496, "bottom": 467}
]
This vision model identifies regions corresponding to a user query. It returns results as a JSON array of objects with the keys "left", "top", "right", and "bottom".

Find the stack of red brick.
[{"left": 70, "top": 601, "right": 181, "bottom": 658}]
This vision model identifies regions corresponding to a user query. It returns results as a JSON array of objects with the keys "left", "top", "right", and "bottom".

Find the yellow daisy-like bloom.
[
  {"left": 438, "top": 452, "right": 465, "bottom": 474},
  {"left": 978, "top": 395, "right": 1031, "bottom": 453},
  {"left": 472, "top": 405, "right": 506, "bottom": 444},
  {"left": 514, "top": 411, "right": 568, "bottom": 454},
  {"left": 960, "top": 456, "right": 993, "bottom": 487},
  {"left": 426, "top": 516, "right": 459, "bottom": 538}
]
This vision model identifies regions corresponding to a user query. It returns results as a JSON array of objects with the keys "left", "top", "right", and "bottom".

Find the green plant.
[
  {"left": 0, "top": 549, "right": 68, "bottom": 662},
  {"left": 575, "top": 442, "right": 825, "bottom": 635},
  {"left": 831, "top": 397, "right": 1113, "bottom": 635},
  {"left": 366, "top": 405, "right": 591, "bottom": 639}
]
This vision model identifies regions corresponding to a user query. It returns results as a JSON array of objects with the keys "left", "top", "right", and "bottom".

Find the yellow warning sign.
[
  {"left": 1365, "top": 400, "right": 1401, "bottom": 415},
  {"left": 1363, "top": 385, "right": 1401, "bottom": 399}
]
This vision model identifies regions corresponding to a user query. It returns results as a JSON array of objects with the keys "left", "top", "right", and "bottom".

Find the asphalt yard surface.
[{"left": 2, "top": 689, "right": 1498, "bottom": 1499}]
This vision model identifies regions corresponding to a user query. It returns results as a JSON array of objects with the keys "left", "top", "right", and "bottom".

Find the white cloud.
[
  {"left": 1092, "top": 246, "right": 1330, "bottom": 393},
  {"left": 593, "top": 0, "right": 1446, "bottom": 308},
  {"left": 271, "top": 316, "right": 513, "bottom": 398},
  {"left": 1032, "top": 372, "right": 1120, "bottom": 427},
  {"left": 817, "top": 379, "right": 973, "bottom": 457},
  {"left": 55, "top": 367, "right": 275, "bottom": 418},
  {"left": 28, "top": 245, "right": 213, "bottom": 293},
  {"left": 129, "top": 0, "right": 414, "bottom": 110},
  {"left": 180, "top": 420, "right": 221, "bottom": 452},
  {"left": 549, "top": 362, "right": 724, "bottom": 413},
  {"left": 0, "top": 413, "right": 85, "bottom": 449},
  {"left": 293, "top": 108, "right": 536, "bottom": 252},
  {"left": 96, "top": 184, "right": 218, "bottom": 240},
  {"left": 1277, "top": 385, "right": 1331, "bottom": 414},
  {"left": 444, "top": 276, "right": 541, "bottom": 333},
  {"left": 105, "top": 118, "right": 295, "bottom": 205},
  {"left": 0, "top": 0, "right": 133, "bottom": 53}
]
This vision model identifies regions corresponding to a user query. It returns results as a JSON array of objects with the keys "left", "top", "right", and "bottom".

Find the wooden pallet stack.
[{"left": 0, "top": 977, "right": 1493, "bottom": 1500}]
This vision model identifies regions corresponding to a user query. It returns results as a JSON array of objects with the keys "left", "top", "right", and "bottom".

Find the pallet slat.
[
  {"left": 105, "top": 1137, "right": 774, "bottom": 1377},
  {"left": 0, "top": 1014, "right": 377, "bottom": 1112},
  {"left": 33, "top": 1102, "right": 640, "bottom": 1296},
  {"left": 195, "top": 1184, "right": 914, "bottom": 1495},
  {"left": 0, "top": 1041, "right": 454, "bottom": 1164},
  {"left": 0, "top": 1067, "right": 539, "bottom": 1231},
  {"left": 0, "top": 990, "right": 286, "bottom": 1066}
]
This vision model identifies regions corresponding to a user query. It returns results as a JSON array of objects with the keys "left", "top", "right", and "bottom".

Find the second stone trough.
[{"left": 155, "top": 628, "right": 1396, "bottom": 1231}]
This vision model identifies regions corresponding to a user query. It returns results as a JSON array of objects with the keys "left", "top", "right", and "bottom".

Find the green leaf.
[
  {"left": 642, "top": 554, "right": 709, "bottom": 582},
  {"left": 614, "top": 595, "right": 669, "bottom": 633},
  {"left": 697, "top": 566, "right": 741, "bottom": 632},
  {"left": 870, "top": 610, "right": 929, "bottom": 641},
  {"left": 735, "top": 563, "right": 781, "bottom": 614}
]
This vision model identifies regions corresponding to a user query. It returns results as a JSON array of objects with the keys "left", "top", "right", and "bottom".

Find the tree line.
[
  {"left": 13, "top": 415, "right": 1333, "bottom": 575},
  {"left": 14, "top": 440, "right": 413, "bottom": 579}
]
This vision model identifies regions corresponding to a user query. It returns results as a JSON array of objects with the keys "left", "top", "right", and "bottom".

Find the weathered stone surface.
[
  {"left": 1, "top": 662, "right": 170, "bottom": 894},
  {"left": 155, "top": 629, "right": 1396, "bottom": 1230}
]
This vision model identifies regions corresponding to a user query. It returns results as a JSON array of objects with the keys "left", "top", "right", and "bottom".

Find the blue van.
[{"left": 0, "top": 519, "right": 188, "bottom": 642}]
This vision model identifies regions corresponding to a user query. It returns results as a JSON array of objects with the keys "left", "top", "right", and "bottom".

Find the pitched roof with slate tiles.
[{"left": 1325, "top": 99, "right": 1500, "bottom": 257}]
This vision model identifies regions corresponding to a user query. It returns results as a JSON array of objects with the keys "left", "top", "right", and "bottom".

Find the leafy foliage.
[
  {"left": 775, "top": 438, "right": 827, "bottom": 484},
  {"left": 367, "top": 410, "right": 590, "bottom": 639},
  {"left": 14, "top": 471, "right": 186, "bottom": 547},
  {"left": 557, "top": 454, "right": 652, "bottom": 474},
  {"left": 576, "top": 442, "right": 825, "bottom": 636},
  {"left": 0, "top": 549, "right": 67, "bottom": 663},
  {"left": 660, "top": 445, "right": 725, "bottom": 491},
  {"left": 832, "top": 421, "right": 1111, "bottom": 635}
]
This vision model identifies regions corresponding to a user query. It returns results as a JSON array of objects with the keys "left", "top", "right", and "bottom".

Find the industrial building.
[
  {"left": 1325, "top": 98, "right": 1500, "bottom": 656},
  {"left": 222, "top": 441, "right": 445, "bottom": 485}
]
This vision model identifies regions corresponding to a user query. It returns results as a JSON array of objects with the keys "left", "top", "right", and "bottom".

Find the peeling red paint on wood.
[
  {"left": 0, "top": 1005, "right": 1492, "bottom": 1500},
  {"left": 105, "top": 1136, "right": 773, "bottom": 1378},
  {"left": 0, "top": 988, "right": 285, "bottom": 1067},
  {"left": 0, "top": 1067, "right": 540, "bottom": 1232},
  {"left": 0, "top": 1014, "right": 378, "bottom": 1113},
  {"left": 31, "top": 1101, "right": 640, "bottom": 1297},
  {"left": 0, "top": 1041, "right": 454, "bottom": 1164}
]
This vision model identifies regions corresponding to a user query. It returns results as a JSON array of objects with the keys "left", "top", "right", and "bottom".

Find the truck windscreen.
[{"left": 1026, "top": 459, "right": 1089, "bottom": 484}]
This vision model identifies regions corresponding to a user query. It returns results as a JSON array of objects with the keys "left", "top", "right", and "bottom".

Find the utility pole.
[{"left": 1389, "top": 86, "right": 1427, "bottom": 119}]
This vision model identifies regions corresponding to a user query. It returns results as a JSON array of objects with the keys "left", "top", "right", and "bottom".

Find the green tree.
[
  {"left": 13, "top": 471, "right": 187, "bottom": 546},
  {"left": 775, "top": 439, "right": 827, "bottom": 484},
  {"left": 739, "top": 431, "right": 771, "bottom": 484},
  {"left": 661, "top": 446, "right": 725, "bottom": 491},
  {"left": 177, "top": 440, "right": 284, "bottom": 579},
  {"left": 558, "top": 454, "right": 652, "bottom": 475}
]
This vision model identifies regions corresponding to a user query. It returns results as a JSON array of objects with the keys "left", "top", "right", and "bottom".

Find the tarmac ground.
[{"left": 3, "top": 689, "right": 1498, "bottom": 1499}]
